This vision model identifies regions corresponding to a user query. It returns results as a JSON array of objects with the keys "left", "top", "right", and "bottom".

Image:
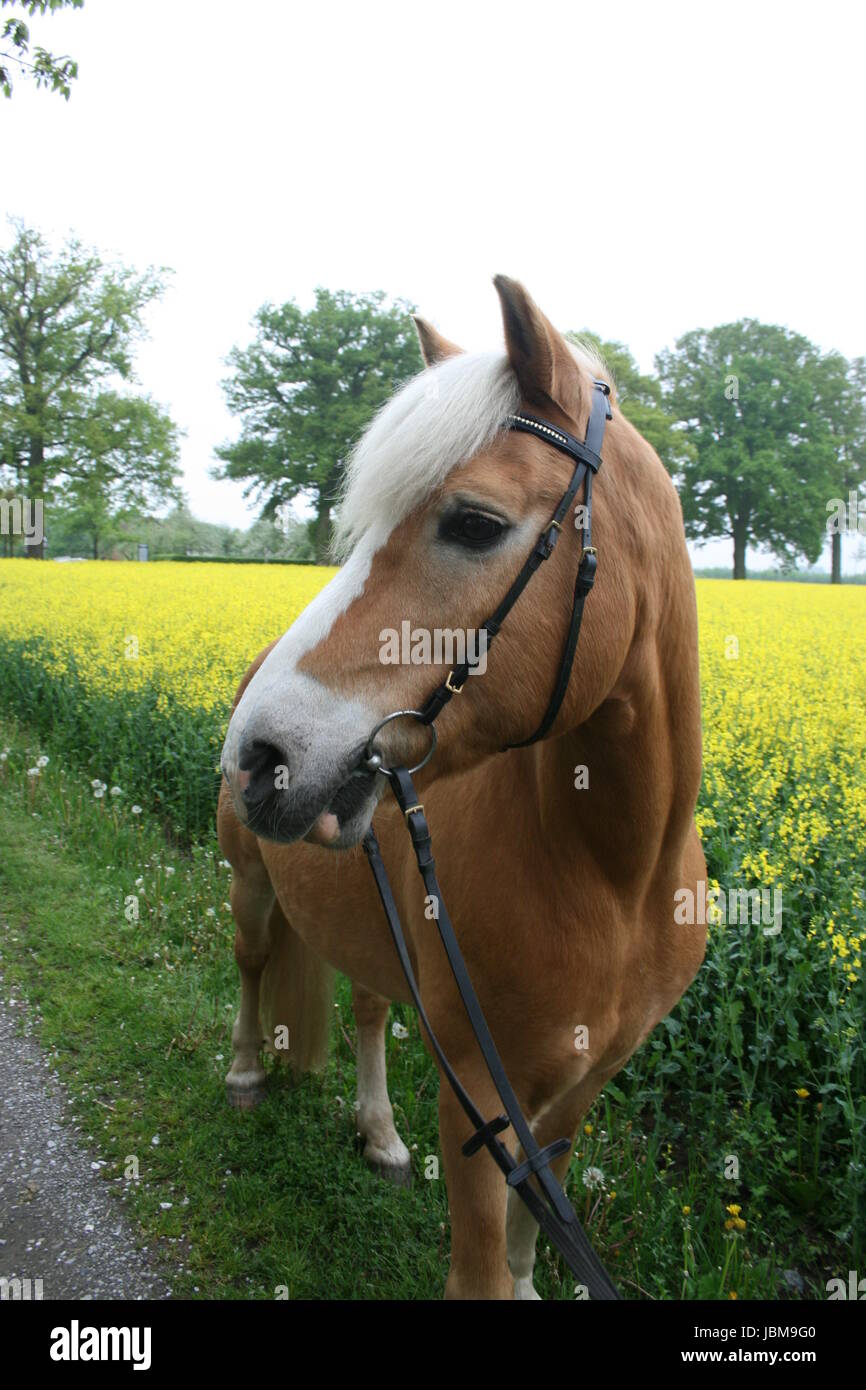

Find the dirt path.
[{"left": 0, "top": 978, "right": 172, "bottom": 1300}]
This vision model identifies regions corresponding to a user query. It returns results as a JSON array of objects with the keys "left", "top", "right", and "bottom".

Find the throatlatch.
[{"left": 361, "top": 381, "right": 619, "bottom": 1300}]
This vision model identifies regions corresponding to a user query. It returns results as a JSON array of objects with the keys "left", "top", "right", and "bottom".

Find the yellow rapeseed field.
[
  {"left": 0, "top": 559, "right": 338, "bottom": 715},
  {"left": 0, "top": 559, "right": 864, "bottom": 986}
]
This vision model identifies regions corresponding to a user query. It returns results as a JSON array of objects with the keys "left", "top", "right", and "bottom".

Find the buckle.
[
  {"left": 577, "top": 545, "right": 598, "bottom": 592},
  {"left": 445, "top": 670, "right": 465, "bottom": 694},
  {"left": 537, "top": 520, "right": 562, "bottom": 560},
  {"left": 403, "top": 802, "right": 424, "bottom": 822}
]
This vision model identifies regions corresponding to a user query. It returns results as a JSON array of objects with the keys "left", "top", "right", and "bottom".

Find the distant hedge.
[
  {"left": 151, "top": 555, "right": 323, "bottom": 566},
  {"left": 693, "top": 567, "right": 866, "bottom": 584}
]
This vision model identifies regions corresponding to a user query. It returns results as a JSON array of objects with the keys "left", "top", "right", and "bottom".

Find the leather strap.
[{"left": 362, "top": 765, "right": 620, "bottom": 1300}]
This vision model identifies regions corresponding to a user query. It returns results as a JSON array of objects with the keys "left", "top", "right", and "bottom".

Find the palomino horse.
[{"left": 218, "top": 276, "right": 707, "bottom": 1300}]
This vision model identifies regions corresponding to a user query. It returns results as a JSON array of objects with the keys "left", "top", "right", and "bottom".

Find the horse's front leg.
[
  {"left": 438, "top": 1062, "right": 514, "bottom": 1299},
  {"left": 506, "top": 1072, "right": 609, "bottom": 1299},
  {"left": 225, "top": 867, "right": 275, "bottom": 1109},
  {"left": 352, "top": 982, "right": 411, "bottom": 1185}
]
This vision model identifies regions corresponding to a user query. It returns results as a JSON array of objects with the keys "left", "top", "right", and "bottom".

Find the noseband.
[{"left": 361, "top": 380, "right": 620, "bottom": 1299}]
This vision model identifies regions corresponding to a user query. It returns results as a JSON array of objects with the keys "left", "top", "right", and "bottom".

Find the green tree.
[
  {"left": 569, "top": 329, "right": 693, "bottom": 478},
  {"left": 214, "top": 288, "right": 422, "bottom": 562},
  {"left": 56, "top": 390, "right": 180, "bottom": 557},
  {"left": 656, "top": 321, "right": 839, "bottom": 579},
  {"left": 1, "top": 0, "right": 82, "bottom": 99},
  {"left": 820, "top": 353, "right": 866, "bottom": 583},
  {"left": 234, "top": 514, "right": 314, "bottom": 562},
  {"left": 0, "top": 221, "right": 170, "bottom": 555},
  {"left": 139, "top": 502, "right": 204, "bottom": 558}
]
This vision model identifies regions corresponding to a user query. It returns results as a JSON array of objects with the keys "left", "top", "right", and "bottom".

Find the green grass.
[
  {"left": 0, "top": 715, "right": 859, "bottom": 1299},
  {"left": 0, "top": 635, "right": 221, "bottom": 841}
]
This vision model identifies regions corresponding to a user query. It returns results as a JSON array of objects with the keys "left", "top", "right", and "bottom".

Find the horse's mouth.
[
  {"left": 303, "top": 766, "right": 382, "bottom": 848},
  {"left": 228, "top": 738, "right": 385, "bottom": 849}
]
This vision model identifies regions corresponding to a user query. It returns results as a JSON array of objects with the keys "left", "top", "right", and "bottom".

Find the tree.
[
  {"left": 0, "top": 221, "right": 171, "bottom": 555},
  {"left": 56, "top": 390, "right": 180, "bottom": 557},
  {"left": 1, "top": 0, "right": 82, "bottom": 100},
  {"left": 214, "top": 288, "right": 422, "bottom": 562},
  {"left": 820, "top": 353, "right": 866, "bottom": 583},
  {"left": 238, "top": 514, "right": 316, "bottom": 563},
  {"left": 656, "top": 321, "right": 839, "bottom": 579},
  {"left": 569, "top": 330, "right": 693, "bottom": 478}
]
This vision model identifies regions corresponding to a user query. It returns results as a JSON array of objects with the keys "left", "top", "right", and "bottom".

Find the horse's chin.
[{"left": 303, "top": 799, "right": 376, "bottom": 851}]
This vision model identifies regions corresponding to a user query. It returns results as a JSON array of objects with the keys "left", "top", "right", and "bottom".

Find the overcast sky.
[{"left": 4, "top": 0, "right": 864, "bottom": 570}]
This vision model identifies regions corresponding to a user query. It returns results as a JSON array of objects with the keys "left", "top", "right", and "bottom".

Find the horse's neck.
[{"left": 534, "top": 557, "right": 702, "bottom": 890}]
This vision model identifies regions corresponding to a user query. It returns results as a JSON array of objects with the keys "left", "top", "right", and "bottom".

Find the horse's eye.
[{"left": 445, "top": 511, "right": 505, "bottom": 548}]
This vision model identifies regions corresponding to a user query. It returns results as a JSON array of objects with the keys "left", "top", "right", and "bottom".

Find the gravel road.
[{"left": 0, "top": 977, "right": 172, "bottom": 1300}]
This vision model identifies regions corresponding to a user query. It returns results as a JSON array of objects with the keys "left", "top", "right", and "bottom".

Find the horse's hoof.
[
  {"left": 364, "top": 1149, "right": 413, "bottom": 1187},
  {"left": 225, "top": 1070, "right": 266, "bottom": 1110}
]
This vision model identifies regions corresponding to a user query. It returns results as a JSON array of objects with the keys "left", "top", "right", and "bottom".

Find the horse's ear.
[
  {"left": 493, "top": 274, "right": 584, "bottom": 419},
  {"left": 412, "top": 315, "right": 464, "bottom": 367}
]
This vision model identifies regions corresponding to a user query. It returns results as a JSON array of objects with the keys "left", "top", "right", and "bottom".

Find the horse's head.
[{"left": 221, "top": 276, "right": 647, "bottom": 848}]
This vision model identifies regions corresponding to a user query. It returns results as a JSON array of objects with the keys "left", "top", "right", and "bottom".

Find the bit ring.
[{"left": 360, "top": 709, "right": 437, "bottom": 778}]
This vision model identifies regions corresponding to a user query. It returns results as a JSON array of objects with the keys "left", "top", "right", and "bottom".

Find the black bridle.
[{"left": 360, "top": 380, "right": 620, "bottom": 1300}]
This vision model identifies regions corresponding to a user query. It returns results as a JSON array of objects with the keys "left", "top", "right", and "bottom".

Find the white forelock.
[{"left": 332, "top": 352, "right": 521, "bottom": 559}]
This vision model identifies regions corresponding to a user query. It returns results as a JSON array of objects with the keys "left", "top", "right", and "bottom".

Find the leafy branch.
[{"left": 1, "top": 0, "right": 83, "bottom": 100}]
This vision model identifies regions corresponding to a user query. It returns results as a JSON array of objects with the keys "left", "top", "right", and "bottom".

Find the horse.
[{"left": 217, "top": 275, "right": 707, "bottom": 1300}]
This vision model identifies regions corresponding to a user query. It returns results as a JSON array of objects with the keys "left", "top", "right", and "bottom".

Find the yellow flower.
[
  {"left": 726, "top": 1203, "right": 742, "bottom": 1216},
  {"left": 795, "top": 1088, "right": 810, "bottom": 1099},
  {"left": 584, "top": 1124, "right": 593, "bottom": 1136},
  {"left": 682, "top": 1205, "right": 691, "bottom": 1216},
  {"left": 728, "top": 1290, "right": 738, "bottom": 1300}
]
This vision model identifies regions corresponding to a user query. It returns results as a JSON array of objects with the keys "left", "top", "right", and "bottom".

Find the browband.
[{"left": 506, "top": 411, "right": 603, "bottom": 474}]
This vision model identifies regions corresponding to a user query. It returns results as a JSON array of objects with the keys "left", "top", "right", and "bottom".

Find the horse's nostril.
[{"left": 239, "top": 739, "right": 287, "bottom": 801}]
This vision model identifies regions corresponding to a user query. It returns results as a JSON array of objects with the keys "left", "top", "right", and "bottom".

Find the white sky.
[{"left": 3, "top": 0, "right": 865, "bottom": 570}]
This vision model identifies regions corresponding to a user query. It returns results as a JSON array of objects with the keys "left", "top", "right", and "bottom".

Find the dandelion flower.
[{"left": 582, "top": 1166, "right": 605, "bottom": 1190}]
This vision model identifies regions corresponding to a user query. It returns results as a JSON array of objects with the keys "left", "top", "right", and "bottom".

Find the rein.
[{"left": 360, "top": 381, "right": 620, "bottom": 1299}]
